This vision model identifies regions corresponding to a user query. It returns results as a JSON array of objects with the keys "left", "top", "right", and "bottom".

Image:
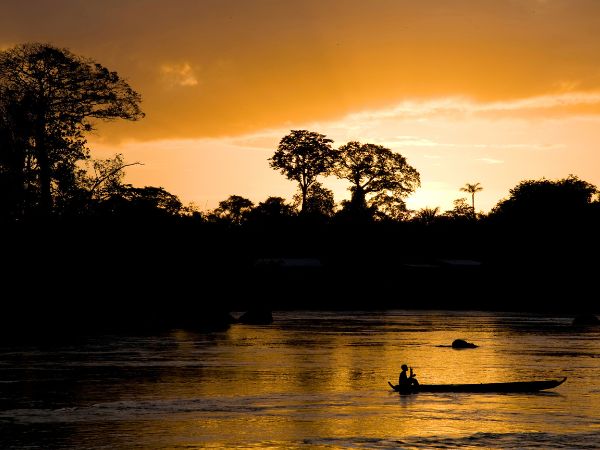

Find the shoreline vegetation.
[
  {"left": 2, "top": 43, "right": 600, "bottom": 336},
  {"left": 2, "top": 217, "right": 599, "bottom": 336}
]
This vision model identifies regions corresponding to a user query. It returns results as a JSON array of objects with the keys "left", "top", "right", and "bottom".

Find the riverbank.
[{"left": 2, "top": 220, "right": 598, "bottom": 335}]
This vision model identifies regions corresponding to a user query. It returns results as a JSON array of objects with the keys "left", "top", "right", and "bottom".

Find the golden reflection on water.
[{"left": 45, "top": 312, "right": 600, "bottom": 448}]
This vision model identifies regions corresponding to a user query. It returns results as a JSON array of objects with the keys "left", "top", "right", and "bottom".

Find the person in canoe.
[{"left": 399, "top": 364, "right": 419, "bottom": 391}]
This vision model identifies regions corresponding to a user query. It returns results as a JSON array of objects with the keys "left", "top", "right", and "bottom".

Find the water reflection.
[{"left": 0, "top": 311, "right": 598, "bottom": 448}]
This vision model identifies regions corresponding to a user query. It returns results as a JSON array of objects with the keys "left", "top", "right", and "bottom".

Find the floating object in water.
[
  {"left": 452, "top": 339, "right": 478, "bottom": 349},
  {"left": 388, "top": 377, "right": 566, "bottom": 393}
]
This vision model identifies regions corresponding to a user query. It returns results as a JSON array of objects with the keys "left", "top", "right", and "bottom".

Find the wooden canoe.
[{"left": 388, "top": 377, "right": 566, "bottom": 393}]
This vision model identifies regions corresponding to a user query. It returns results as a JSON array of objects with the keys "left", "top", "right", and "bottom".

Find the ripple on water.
[{"left": 0, "top": 311, "right": 599, "bottom": 448}]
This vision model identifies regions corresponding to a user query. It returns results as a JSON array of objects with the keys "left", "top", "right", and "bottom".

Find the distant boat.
[{"left": 388, "top": 377, "right": 566, "bottom": 393}]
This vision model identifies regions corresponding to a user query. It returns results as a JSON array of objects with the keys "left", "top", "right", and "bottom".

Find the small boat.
[{"left": 388, "top": 377, "right": 566, "bottom": 393}]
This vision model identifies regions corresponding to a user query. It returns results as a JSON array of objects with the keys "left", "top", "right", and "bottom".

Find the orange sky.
[{"left": 3, "top": 0, "right": 600, "bottom": 211}]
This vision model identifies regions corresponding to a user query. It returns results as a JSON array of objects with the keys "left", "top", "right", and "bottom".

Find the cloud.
[
  {"left": 471, "top": 143, "right": 565, "bottom": 151},
  {"left": 383, "top": 136, "right": 446, "bottom": 148},
  {"left": 160, "top": 63, "right": 199, "bottom": 87},
  {"left": 345, "top": 98, "right": 469, "bottom": 122},
  {"left": 477, "top": 157, "right": 504, "bottom": 164},
  {"left": 340, "top": 91, "right": 600, "bottom": 124},
  {"left": 193, "top": 112, "right": 565, "bottom": 157},
  {"left": 368, "top": 137, "right": 559, "bottom": 152},
  {"left": 225, "top": 133, "right": 280, "bottom": 151},
  {"left": 478, "top": 92, "right": 600, "bottom": 116}
]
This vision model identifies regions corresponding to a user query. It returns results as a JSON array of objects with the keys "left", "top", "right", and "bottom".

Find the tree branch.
[{"left": 88, "top": 161, "right": 143, "bottom": 195}]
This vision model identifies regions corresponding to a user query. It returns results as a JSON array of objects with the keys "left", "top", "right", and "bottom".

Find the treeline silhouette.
[{"left": 2, "top": 43, "right": 599, "bottom": 335}]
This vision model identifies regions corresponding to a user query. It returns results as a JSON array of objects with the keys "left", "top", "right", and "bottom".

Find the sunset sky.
[{"left": 2, "top": 0, "right": 600, "bottom": 212}]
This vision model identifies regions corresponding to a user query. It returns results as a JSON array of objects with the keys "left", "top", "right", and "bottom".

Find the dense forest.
[{"left": 2, "top": 43, "right": 599, "bottom": 333}]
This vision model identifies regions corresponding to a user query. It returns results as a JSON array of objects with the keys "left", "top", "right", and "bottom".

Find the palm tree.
[{"left": 460, "top": 182, "right": 483, "bottom": 214}]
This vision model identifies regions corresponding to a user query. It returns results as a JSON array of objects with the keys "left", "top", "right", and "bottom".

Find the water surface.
[{"left": 1, "top": 311, "right": 599, "bottom": 448}]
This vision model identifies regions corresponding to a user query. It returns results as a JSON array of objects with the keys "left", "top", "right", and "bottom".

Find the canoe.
[{"left": 388, "top": 377, "right": 566, "bottom": 393}]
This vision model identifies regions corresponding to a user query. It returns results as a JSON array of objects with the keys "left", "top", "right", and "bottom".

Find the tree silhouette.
[
  {"left": 211, "top": 195, "right": 254, "bottom": 225},
  {"left": 444, "top": 198, "right": 474, "bottom": 220},
  {"left": 490, "top": 175, "right": 596, "bottom": 224},
  {"left": 82, "top": 154, "right": 142, "bottom": 204},
  {"left": 413, "top": 206, "right": 440, "bottom": 225},
  {"left": 292, "top": 182, "right": 335, "bottom": 218},
  {"left": 370, "top": 192, "right": 410, "bottom": 221},
  {"left": 0, "top": 43, "right": 143, "bottom": 215},
  {"left": 96, "top": 185, "right": 183, "bottom": 218},
  {"left": 51, "top": 154, "right": 142, "bottom": 215},
  {"left": 247, "top": 196, "right": 296, "bottom": 225},
  {"left": 269, "top": 130, "right": 335, "bottom": 213},
  {"left": 254, "top": 197, "right": 295, "bottom": 216},
  {"left": 0, "top": 97, "right": 30, "bottom": 217},
  {"left": 460, "top": 182, "right": 483, "bottom": 215},
  {"left": 334, "top": 141, "right": 420, "bottom": 218}
]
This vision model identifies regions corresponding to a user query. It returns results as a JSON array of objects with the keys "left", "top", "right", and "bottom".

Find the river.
[{"left": 1, "top": 311, "right": 599, "bottom": 448}]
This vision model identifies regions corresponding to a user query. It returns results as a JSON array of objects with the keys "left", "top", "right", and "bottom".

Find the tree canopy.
[
  {"left": 247, "top": 196, "right": 296, "bottom": 225},
  {"left": 490, "top": 175, "right": 597, "bottom": 224},
  {"left": 210, "top": 195, "right": 254, "bottom": 225},
  {"left": 334, "top": 141, "right": 420, "bottom": 218},
  {"left": 269, "top": 130, "right": 335, "bottom": 213},
  {"left": 0, "top": 43, "right": 144, "bottom": 216},
  {"left": 94, "top": 185, "right": 183, "bottom": 218},
  {"left": 443, "top": 198, "right": 475, "bottom": 221},
  {"left": 292, "top": 182, "right": 335, "bottom": 218}
]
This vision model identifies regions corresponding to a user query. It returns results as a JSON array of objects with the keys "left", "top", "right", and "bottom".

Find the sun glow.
[
  {"left": 3, "top": 0, "right": 598, "bottom": 213},
  {"left": 91, "top": 93, "right": 600, "bottom": 213}
]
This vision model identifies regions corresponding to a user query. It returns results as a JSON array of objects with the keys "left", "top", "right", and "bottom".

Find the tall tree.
[
  {"left": 334, "top": 141, "right": 420, "bottom": 218},
  {"left": 460, "top": 182, "right": 483, "bottom": 215},
  {"left": 0, "top": 95, "right": 30, "bottom": 217},
  {"left": 269, "top": 130, "right": 335, "bottom": 213},
  {"left": 0, "top": 43, "right": 143, "bottom": 215}
]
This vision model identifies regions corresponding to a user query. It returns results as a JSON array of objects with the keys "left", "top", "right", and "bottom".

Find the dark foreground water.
[{"left": 1, "top": 311, "right": 599, "bottom": 449}]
